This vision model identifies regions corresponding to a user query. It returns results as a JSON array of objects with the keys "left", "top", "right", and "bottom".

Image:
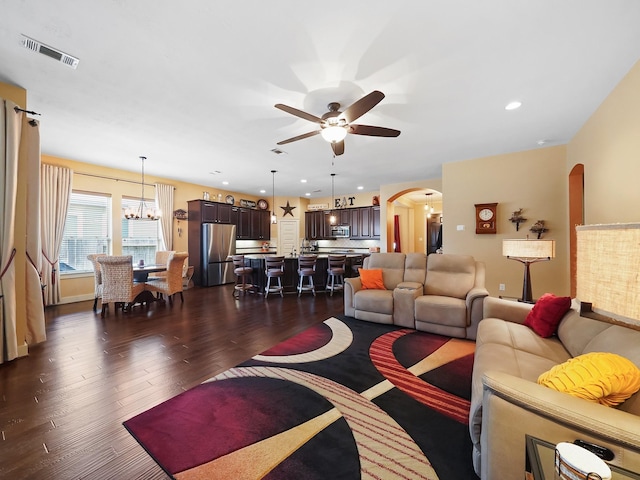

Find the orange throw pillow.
[{"left": 359, "top": 269, "right": 385, "bottom": 290}]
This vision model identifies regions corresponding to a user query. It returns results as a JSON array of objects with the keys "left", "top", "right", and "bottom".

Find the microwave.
[{"left": 330, "top": 225, "right": 350, "bottom": 238}]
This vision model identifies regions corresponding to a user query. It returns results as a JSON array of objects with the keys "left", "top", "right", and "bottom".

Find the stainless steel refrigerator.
[{"left": 201, "top": 223, "right": 236, "bottom": 286}]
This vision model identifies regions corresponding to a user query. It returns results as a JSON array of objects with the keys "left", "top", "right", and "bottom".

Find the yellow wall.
[
  {"left": 42, "top": 155, "right": 272, "bottom": 301},
  {"left": 567, "top": 60, "right": 640, "bottom": 224},
  {"left": 443, "top": 146, "right": 569, "bottom": 299}
]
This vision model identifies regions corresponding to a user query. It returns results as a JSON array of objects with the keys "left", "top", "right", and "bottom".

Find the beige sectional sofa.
[
  {"left": 344, "top": 252, "right": 489, "bottom": 339},
  {"left": 471, "top": 296, "right": 640, "bottom": 479}
]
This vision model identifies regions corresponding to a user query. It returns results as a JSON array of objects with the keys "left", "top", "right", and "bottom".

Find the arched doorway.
[
  {"left": 569, "top": 164, "right": 584, "bottom": 297},
  {"left": 385, "top": 188, "right": 442, "bottom": 253}
]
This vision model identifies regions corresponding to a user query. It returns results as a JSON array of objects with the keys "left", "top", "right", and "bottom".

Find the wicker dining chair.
[
  {"left": 148, "top": 250, "right": 175, "bottom": 280},
  {"left": 97, "top": 255, "right": 146, "bottom": 317},
  {"left": 87, "top": 254, "right": 106, "bottom": 312},
  {"left": 145, "top": 252, "right": 189, "bottom": 305}
]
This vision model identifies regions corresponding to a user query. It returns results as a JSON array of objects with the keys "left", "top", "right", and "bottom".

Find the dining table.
[
  {"left": 132, "top": 263, "right": 167, "bottom": 283},
  {"left": 132, "top": 263, "right": 167, "bottom": 304}
]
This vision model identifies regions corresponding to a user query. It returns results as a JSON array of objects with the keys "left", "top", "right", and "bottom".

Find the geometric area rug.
[{"left": 124, "top": 316, "right": 478, "bottom": 479}]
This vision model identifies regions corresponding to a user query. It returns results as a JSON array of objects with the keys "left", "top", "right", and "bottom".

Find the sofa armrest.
[
  {"left": 482, "top": 296, "right": 533, "bottom": 325},
  {"left": 480, "top": 370, "right": 640, "bottom": 479},
  {"left": 344, "top": 277, "right": 362, "bottom": 317},
  {"left": 463, "top": 287, "right": 489, "bottom": 340}
]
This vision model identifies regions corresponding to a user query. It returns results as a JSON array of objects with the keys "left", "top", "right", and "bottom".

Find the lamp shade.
[
  {"left": 503, "top": 239, "right": 555, "bottom": 259},
  {"left": 577, "top": 223, "right": 640, "bottom": 323}
]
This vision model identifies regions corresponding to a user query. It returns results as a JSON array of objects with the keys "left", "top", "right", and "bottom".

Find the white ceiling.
[{"left": 2, "top": 1, "right": 640, "bottom": 201}]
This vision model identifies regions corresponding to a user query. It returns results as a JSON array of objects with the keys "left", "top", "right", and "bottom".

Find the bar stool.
[
  {"left": 297, "top": 254, "right": 317, "bottom": 296},
  {"left": 350, "top": 254, "right": 364, "bottom": 277},
  {"left": 264, "top": 256, "right": 285, "bottom": 298},
  {"left": 325, "top": 255, "right": 346, "bottom": 296},
  {"left": 232, "top": 255, "right": 254, "bottom": 297}
]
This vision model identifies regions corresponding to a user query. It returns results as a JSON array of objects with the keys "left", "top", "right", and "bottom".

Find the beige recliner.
[{"left": 344, "top": 252, "right": 488, "bottom": 339}]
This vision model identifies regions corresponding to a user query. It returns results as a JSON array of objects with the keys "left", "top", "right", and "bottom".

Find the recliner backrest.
[
  {"left": 363, "top": 253, "right": 406, "bottom": 289},
  {"left": 424, "top": 254, "right": 476, "bottom": 299},
  {"left": 404, "top": 253, "right": 427, "bottom": 284}
]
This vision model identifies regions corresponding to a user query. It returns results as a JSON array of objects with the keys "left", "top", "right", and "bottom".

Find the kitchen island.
[{"left": 244, "top": 253, "right": 365, "bottom": 295}]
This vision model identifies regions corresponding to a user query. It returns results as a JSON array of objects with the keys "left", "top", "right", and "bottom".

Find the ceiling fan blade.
[
  {"left": 331, "top": 140, "right": 345, "bottom": 156},
  {"left": 340, "top": 90, "right": 385, "bottom": 123},
  {"left": 348, "top": 124, "right": 401, "bottom": 137},
  {"left": 275, "top": 104, "right": 325, "bottom": 124},
  {"left": 276, "top": 130, "right": 321, "bottom": 145}
]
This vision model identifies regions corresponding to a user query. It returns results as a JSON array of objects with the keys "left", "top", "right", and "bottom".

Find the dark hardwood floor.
[{"left": 0, "top": 285, "right": 344, "bottom": 479}]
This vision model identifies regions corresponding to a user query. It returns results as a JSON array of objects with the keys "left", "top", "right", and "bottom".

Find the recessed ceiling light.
[
  {"left": 222, "top": 181, "right": 229, "bottom": 185},
  {"left": 537, "top": 139, "right": 547, "bottom": 146},
  {"left": 357, "top": 186, "right": 364, "bottom": 190},
  {"left": 505, "top": 101, "right": 522, "bottom": 111},
  {"left": 259, "top": 189, "right": 266, "bottom": 194},
  {"left": 301, "top": 179, "right": 307, "bottom": 183},
  {"left": 305, "top": 193, "right": 311, "bottom": 196}
]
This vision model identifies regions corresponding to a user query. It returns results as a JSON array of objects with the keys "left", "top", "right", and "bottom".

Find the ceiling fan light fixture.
[{"left": 321, "top": 125, "right": 347, "bottom": 143}]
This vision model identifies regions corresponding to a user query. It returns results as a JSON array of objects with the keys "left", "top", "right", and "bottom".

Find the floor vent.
[{"left": 21, "top": 35, "right": 79, "bottom": 69}]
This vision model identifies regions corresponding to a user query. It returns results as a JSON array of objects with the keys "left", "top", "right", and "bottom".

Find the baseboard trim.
[{"left": 58, "top": 294, "right": 94, "bottom": 305}]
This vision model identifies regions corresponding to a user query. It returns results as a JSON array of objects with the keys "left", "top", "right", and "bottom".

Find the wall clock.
[
  {"left": 475, "top": 203, "right": 498, "bottom": 234},
  {"left": 257, "top": 199, "right": 268, "bottom": 210}
]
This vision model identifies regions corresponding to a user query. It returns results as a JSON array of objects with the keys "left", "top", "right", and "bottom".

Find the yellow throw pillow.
[
  {"left": 359, "top": 269, "right": 386, "bottom": 290},
  {"left": 538, "top": 352, "right": 640, "bottom": 407}
]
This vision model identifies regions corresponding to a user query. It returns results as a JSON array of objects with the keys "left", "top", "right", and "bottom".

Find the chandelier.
[{"left": 123, "top": 156, "right": 161, "bottom": 220}]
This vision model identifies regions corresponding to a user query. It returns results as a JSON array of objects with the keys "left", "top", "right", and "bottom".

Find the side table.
[{"left": 525, "top": 435, "right": 640, "bottom": 480}]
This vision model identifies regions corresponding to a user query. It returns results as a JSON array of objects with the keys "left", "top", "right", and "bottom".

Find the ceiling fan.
[{"left": 274, "top": 90, "right": 400, "bottom": 156}]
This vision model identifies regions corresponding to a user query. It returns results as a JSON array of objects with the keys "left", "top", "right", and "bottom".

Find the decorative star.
[{"left": 280, "top": 201, "right": 296, "bottom": 217}]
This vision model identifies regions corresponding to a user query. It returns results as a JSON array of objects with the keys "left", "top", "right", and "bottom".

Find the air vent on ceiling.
[{"left": 21, "top": 34, "right": 79, "bottom": 69}]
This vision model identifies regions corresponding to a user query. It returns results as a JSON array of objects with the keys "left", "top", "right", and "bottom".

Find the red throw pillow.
[
  {"left": 524, "top": 293, "right": 572, "bottom": 337},
  {"left": 359, "top": 269, "right": 385, "bottom": 290}
]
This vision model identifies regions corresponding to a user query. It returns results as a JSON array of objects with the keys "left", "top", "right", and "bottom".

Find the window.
[
  {"left": 121, "top": 197, "right": 161, "bottom": 265},
  {"left": 60, "top": 192, "right": 112, "bottom": 274}
]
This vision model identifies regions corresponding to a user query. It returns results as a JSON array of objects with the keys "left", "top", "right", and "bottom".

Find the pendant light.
[
  {"left": 270, "top": 170, "right": 277, "bottom": 224},
  {"left": 124, "top": 156, "right": 160, "bottom": 220},
  {"left": 424, "top": 193, "right": 433, "bottom": 219},
  {"left": 329, "top": 173, "right": 337, "bottom": 225}
]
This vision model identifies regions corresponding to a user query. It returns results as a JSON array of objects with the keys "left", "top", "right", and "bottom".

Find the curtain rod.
[{"left": 75, "top": 171, "right": 176, "bottom": 189}]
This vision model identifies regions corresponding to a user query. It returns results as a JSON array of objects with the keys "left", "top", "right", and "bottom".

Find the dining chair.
[
  {"left": 297, "top": 254, "right": 317, "bottom": 296},
  {"left": 97, "top": 255, "right": 146, "bottom": 317},
  {"left": 148, "top": 250, "right": 175, "bottom": 280},
  {"left": 145, "top": 252, "right": 189, "bottom": 305},
  {"left": 87, "top": 254, "right": 106, "bottom": 312},
  {"left": 264, "top": 256, "right": 285, "bottom": 298},
  {"left": 325, "top": 255, "right": 346, "bottom": 296}
]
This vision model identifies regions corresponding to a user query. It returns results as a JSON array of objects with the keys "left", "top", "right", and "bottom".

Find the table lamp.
[{"left": 503, "top": 239, "right": 555, "bottom": 303}]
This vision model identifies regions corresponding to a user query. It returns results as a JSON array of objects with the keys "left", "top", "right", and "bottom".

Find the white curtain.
[
  {"left": 41, "top": 164, "right": 72, "bottom": 306},
  {"left": 0, "top": 99, "right": 21, "bottom": 363},
  {"left": 155, "top": 183, "right": 174, "bottom": 250},
  {"left": 25, "top": 119, "right": 46, "bottom": 343}
]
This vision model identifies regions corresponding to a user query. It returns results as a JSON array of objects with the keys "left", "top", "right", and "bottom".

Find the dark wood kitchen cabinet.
[
  {"left": 372, "top": 206, "right": 381, "bottom": 239},
  {"left": 189, "top": 200, "right": 235, "bottom": 224},
  {"left": 234, "top": 207, "right": 251, "bottom": 239},
  {"left": 305, "top": 211, "right": 327, "bottom": 240},
  {"left": 251, "top": 209, "right": 270, "bottom": 240}
]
